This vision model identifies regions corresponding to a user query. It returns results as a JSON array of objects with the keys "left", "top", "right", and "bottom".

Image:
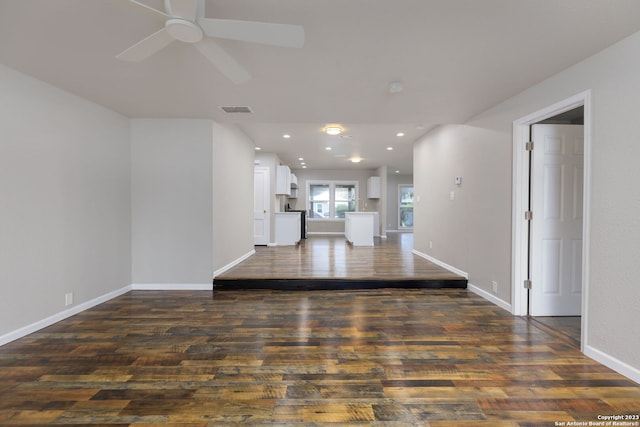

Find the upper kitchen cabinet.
[
  {"left": 289, "top": 173, "right": 298, "bottom": 198},
  {"left": 276, "top": 165, "right": 291, "bottom": 196},
  {"left": 367, "top": 176, "right": 381, "bottom": 199}
]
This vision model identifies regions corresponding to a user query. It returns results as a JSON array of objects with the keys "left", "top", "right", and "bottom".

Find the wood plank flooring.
[
  {"left": 1, "top": 289, "right": 638, "bottom": 425},
  {"left": 214, "top": 234, "right": 467, "bottom": 290}
]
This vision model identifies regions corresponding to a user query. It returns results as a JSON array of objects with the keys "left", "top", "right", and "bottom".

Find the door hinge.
[
  {"left": 525, "top": 141, "right": 534, "bottom": 151},
  {"left": 524, "top": 279, "right": 532, "bottom": 289},
  {"left": 525, "top": 211, "right": 533, "bottom": 221}
]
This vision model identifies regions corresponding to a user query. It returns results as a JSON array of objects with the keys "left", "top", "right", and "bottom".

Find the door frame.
[
  {"left": 511, "top": 90, "right": 591, "bottom": 350},
  {"left": 253, "top": 166, "right": 271, "bottom": 245},
  {"left": 398, "top": 184, "right": 414, "bottom": 230}
]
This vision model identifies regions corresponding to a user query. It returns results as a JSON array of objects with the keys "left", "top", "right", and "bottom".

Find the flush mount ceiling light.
[
  {"left": 389, "top": 81, "right": 404, "bottom": 94},
  {"left": 387, "top": 147, "right": 393, "bottom": 151},
  {"left": 396, "top": 132, "right": 405, "bottom": 137},
  {"left": 350, "top": 157, "right": 362, "bottom": 163},
  {"left": 283, "top": 134, "right": 291, "bottom": 139},
  {"left": 324, "top": 125, "right": 344, "bottom": 136}
]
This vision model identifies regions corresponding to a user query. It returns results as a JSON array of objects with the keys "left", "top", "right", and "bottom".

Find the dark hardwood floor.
[
  {"left": 214, "top": 234, "right": 467, "bottom": 290},
  {"left": 1, "top": 289, "right": 638, "bottom": 425}
]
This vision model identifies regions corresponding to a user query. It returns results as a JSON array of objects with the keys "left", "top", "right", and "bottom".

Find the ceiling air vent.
[{"left": 219, "top": 106, "right": 253, "bottom": 114}]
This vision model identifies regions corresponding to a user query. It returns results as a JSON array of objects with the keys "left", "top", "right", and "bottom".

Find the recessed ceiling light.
[
  {"left": 396, "top": 132, "right": 405, "bottom": 137},
  {"left": 324, "top": 125, "right": 344, "bottom": 136},
  {"left": 387, "top": 147, "right": 393, "bottom": 151},
  {"left": 283, "top": 134, "right": 291, "bottom": 139},
  {"left": 298, "top": 157, "right": 304, "bottom": 161},
  {"left": 255, "top": 147, "right": 261, "bottom": 150},
  {"left": 302, "top": 165, "right": 307, "bottom": 168},
  {"left": 395, "top": 170, "right": 400, "bottom": 173},
  {"left": 301, "top": 162, "right": 306, "bottom": 165},
  {"left": 325, "top": 147, "right": 332, "bottom": 151},
  {"left": 350, "top": 157, "right": 362, "bottom": 163}
]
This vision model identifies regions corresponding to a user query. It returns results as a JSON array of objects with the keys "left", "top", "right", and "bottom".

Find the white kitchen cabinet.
[
  {"left": 367, "top": 176, "right": 381, "bottom": 199},
  {"left": 276, "top": 165, "right": 291, "bottom": 195},
  {"left": 275, "top": 212, "right": 301, "bottom": 246}
]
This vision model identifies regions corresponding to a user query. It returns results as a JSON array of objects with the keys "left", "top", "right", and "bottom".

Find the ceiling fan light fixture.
[
  {"left": 165, "top": 19, "right": 203, "bottom": 43},
  {"left": 324, "top": 125, "right": 344, "bottom": 136}
]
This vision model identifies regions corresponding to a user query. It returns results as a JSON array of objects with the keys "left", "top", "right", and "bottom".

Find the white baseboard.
[
  {"left": 467, "top": 282, "right": 512, "bottom": 313},
  {"left": 412, "top": 250, "right": 469, "bottom": 279},
  {"left": 584, "top": 344, "right": 640, "bottom": 385},
  {"left": 0, "top": 285, "right": 132, "bottom": 346},
  {"left": 213, "top": 249, "right": 255, "bottom": 277},
  {"left": 307, "top": 232, "right": 344, "bottom": 236},
  {"left": 131, "top": 283, "right": 213, "bottom": 291}
]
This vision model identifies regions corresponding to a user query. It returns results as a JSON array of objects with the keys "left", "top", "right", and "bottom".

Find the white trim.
[
  {"left": 0, "top": 285, "right": 132, "bottom": 346},
  {"left": 131, "top": 283, "right": 212, "bottom": 291},
  {"left": 584, "top": 345, "right": 640, "bottom": 385},
  {"left": 213, "top": 249, "right": 255, "bottom": 277},
  {"left": 412, "top": 249, "right": 468, "bottom": 279},
  {"left": 307, "top": 231, "right": 344, "bottom": 236},
  {"left": 511, "top": 90, "right": 592, "bottom": 355},
  {"left": 467, "top": 283, "right": 512, "bottom": 313}
]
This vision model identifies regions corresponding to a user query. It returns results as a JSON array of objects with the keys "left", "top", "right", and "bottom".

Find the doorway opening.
[{"left": 511, "top": 91, "right": 591, "bottom": 351}]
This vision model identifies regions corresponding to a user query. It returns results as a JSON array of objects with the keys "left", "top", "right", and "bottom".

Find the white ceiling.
[{"left": 2, "top": 0, "right": 640, "bottom": 173}]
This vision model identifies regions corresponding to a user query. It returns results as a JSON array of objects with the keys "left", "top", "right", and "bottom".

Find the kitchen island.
[
  {"left": 344, "top": 212, "right": 376, "bottom": 246},
  {"left": 274, "top": 212, "right": 301, "bottom": 246}
]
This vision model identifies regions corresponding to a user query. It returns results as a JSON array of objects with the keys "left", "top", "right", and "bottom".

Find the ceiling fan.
[{"left": 117, "top": 0, "right": 305, "bottom": 84}]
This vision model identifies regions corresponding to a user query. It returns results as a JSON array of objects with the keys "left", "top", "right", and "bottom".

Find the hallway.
[{"left": 0, "top": 289, "right": 637, "bottom": 425}]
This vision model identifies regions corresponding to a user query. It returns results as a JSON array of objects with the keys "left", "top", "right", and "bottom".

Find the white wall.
[
  {"left": 0, "top": 64, "right": 131, "bottom": 337},
  {"left": 413, "top": 30, "right": 640, "bottom": 376},
  {"left": 212, "top": 122, "right": 255, "bottom": 272},
  {"left": 131, "top": 119, "right": 213, "bottom": 285}
]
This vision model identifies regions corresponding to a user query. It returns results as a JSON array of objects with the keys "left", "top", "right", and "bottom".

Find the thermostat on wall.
[{"left": 455, "top": 176, "right": 462, "bottom": 185}]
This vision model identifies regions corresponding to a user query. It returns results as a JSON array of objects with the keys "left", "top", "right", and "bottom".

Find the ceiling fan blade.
[
  {"left": 165, "top": 0, "right": 198, "bottom": 21},
  {"left": 128, "top": 0, "right": 170, "bottom": 18},
  {"left": 197, "top": 18, "right": 305, "bottom": 48},
  {"left": 194, "top": 38, "right": 251, "bottom": 84},
  {"left": 116, "top": 28, "right": 175, "bottom": 62}
]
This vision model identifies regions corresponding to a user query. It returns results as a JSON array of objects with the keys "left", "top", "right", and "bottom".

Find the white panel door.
[
  {"left": 254, "top": 166, "right": 270, "bottom": 245},
  {"left": 530, "top": 124, "right": 584, "bottom": 316}
]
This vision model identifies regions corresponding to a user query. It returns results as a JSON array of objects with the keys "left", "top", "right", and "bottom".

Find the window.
[
  {"left": 308, "top": 181, "right": 358, "bottom": 219},
  {"left": 399, "top": 185, "right": 414, "bottom": 229}
]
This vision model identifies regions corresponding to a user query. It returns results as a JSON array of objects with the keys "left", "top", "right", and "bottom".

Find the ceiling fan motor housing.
[{"left": 165, "top": 19, "right": 203, "bottom": 43}]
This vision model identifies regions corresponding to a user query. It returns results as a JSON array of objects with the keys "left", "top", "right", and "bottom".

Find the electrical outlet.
[
  {"left": 429, "top": 241, "right": 433, "bottom": 249},
  {"left": 65, "top": 292, "right": 73, "bottom": 306},
  {"left": 491, "top": 281, "right": 498, "bottom": 294}
]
